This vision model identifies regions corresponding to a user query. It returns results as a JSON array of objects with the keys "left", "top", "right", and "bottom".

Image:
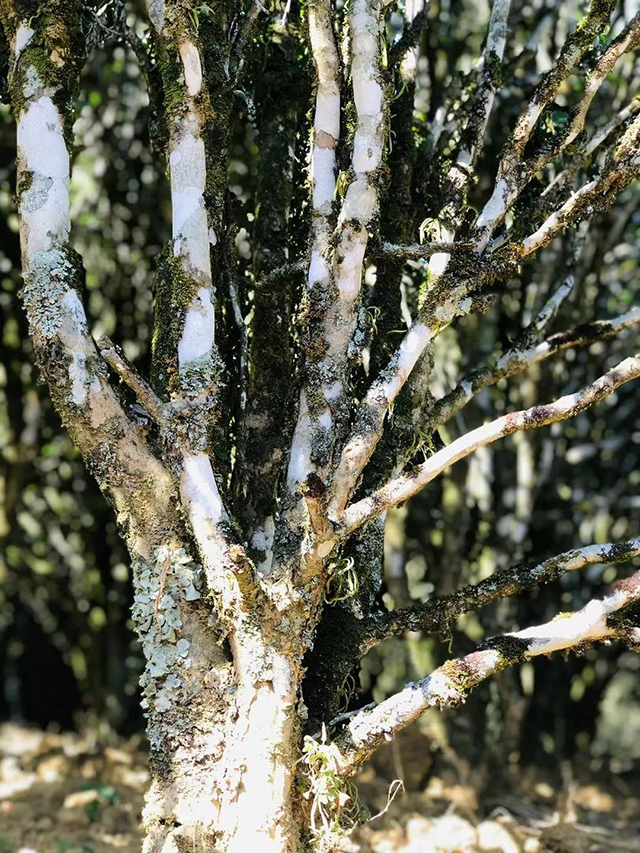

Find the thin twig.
[{"left": 98, "top": 336, "right": 166, "bottom": 424}]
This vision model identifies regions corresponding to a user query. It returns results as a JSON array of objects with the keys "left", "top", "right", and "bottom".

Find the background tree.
[{"left": 0, "top": 0, "right": 639, "bottom": 851}]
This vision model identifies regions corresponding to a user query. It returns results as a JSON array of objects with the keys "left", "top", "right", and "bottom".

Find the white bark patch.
[
  {"left": 324, "top": 381, "right": 342, "bottom": 401},
  {"left": 353, "top": 76, "right": 383, "bottom": 119},
  {"left": 69, "top": 350, "right": 87, "bottom": 405},
  {"left": 287, "top": 391, "right": 313, "bottom": 487},
  {"left": 58, "top": 291, "right": 90, "bottom": 405},
  {"left": 318, "top": 410, "right": 332, "bottom": 430},
  {"left": 178, "top": 287, "right": 214, "bottom": 365},
  {"left": 315, "top": 91, "right": 340, "bottom": 140},
  {"left": 146, "top": 0, "right": 165, "bottom": 32},
  {"left": 251, "top": 515, "right": 275, "bottom": 574},
  {"left": 312, "top": 147, "right": 338, "bottom": 209},
  {"left": 511, "top": 591, "right": 626, "bottom": 656},
  {"left": 353, "top": 130, "right": 383, "bottom": 172},
  {"left": 22, "top": 176, "right": 71, "bottom": 256},
  {"left": 169, "top": 126, "right": 215, "bottom": 365},
  {"left": 218, "top": 650, "right": 298, "bottom": 853},
  {"left": 341, "top": 178, "right": 377, "bottom": 222},
  {"left": 179, "top": 452, "right": 224, "bottom": 530},
  {"left": 476, "top": 176, "right": 508, "bottom": 232},
  {"left": 18, "top": 97, "right": 69, "bottom": 179},
  {"left": 179, "top": 42, "right": 203, "bottom": 97},
  {"left": 170, "top": 132, "right": 211, "bottom": 279},
  {"left": 14, "top": 25, "right": 34, "bottom": 57},
  {"left": 336, "top": 236, "right": 367, "bottom": 301},
  {"left": 18, "top": 94, "right": 70, "bottom": 257},
  {"left": 308, "top": 249, "right": 329, "bottom": 288},
  {"left": 381, "top": 322, "right": 432, "bottom": 400}
]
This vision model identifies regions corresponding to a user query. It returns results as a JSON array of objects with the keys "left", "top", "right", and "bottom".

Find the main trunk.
[{"left": 140, "top": 616, "right": 305, "bottom": 853}]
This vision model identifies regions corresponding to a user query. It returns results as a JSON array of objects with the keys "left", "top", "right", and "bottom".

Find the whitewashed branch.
[
  {"left": 286, "top": 0, "right": 341, "bottom": 492},
  {"left": 144, "top": 4, "right": 262, "bottom": 611},
  {"left": 429, "top": 307, "right": 640, "bottom": 430},
  {"left": 333, "top": 567, "right": 640, "bottom": 775},
  {"left": 328, "top": 0, "right": 511, "bottom": 513},
  {"left": 10, "top": 22, "right": 178, "bottom": 555},
  {"left": 475, "top": 0, "right": 617, "bottom": 247},
  {"left": 313, "top": 0, "right": 385, "bottom": 458},
  {"left": 336, "top": 355, "right": 640, "bottom": 535}
]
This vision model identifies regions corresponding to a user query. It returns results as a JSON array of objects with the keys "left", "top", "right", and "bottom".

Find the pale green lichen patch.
[
  {"left": 131, "top": 545, "right": 204, "bottom": 719},
  {"left": 178, "top": 348, "right": 223, "bottom": 399},
  {"left": 21, "top": 248, "right": 77, "bottom": 336}
]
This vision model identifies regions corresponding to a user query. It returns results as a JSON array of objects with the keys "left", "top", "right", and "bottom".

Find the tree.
[{"left": 0, "top": 0, "right": 639, "bottom": 849}]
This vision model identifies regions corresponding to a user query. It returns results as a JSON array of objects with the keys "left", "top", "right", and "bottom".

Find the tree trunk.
[{"left": 141, "top": 618, "right": 303, "bottom": 853}]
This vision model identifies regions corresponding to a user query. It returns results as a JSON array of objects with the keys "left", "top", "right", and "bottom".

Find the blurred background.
[{"left": 0, "top": 0, "right": 639, "bottom": 850}]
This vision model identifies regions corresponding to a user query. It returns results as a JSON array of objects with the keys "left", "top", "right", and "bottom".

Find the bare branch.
[
  {"left": 429, "top": 307, "right": 640, "bottom": 431},
  {"left": 475, "top": 0, "right": 618, "bottom": 247},
  {"left": 99, "top": 337, "right": 167, "bottom": 424},
  {"left": 336, "top": 355, "right": 640, "bottom": 535},
  {"left": 366, "top": 537, "right": 640, "bottom": 644},
  {"left": 333, "top": 568, "right": 640, "bottom": 776},
  {"left": 379, "top": 241, "right": 475, "bottom": 259}
]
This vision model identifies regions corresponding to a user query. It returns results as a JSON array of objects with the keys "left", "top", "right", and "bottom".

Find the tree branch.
[
  {"left": 327, "top": 0, "right": 512, "bottom": 514},
  {"left": 325, "top": 11, "right": 639, "bottom": 515},
  {"left": 532, "top": 11, "right": 640, "bottom": 172},
  {"left": 336, "top": 355, "right": 640, "bottom": 535},
  {"left": 474, "top": 0, "right": 618, "bottom": 248},
  {"left": 378, "top": 241, "right": 475, "bottom": 259},
  {"left": 519, "top": 112, "right": 640, "bottom": 257},
  {"left": 388, "top": 1, "right": 431, "bottom": 67},
  {"left": 145, "top": 1, "right": 220, "bottom": 416},
  {"left": 98, "top": 337, "right": 166, "bottom": 423},
  {"left": 365, "top": 537, "right": 640, "bottom": 645},
  {"left": 1, "top": 3, "right": 180, "bottom": 559},
  {"left": 333, "top": 568, "right": 640, "bottom": 776},
  {"left": 285, "top": 0, "right": 341, "bottom": 494},
  {"left": 540, "top": 99, "right": 640, "bottom": 203},
  {"left": 429, "top": 307, "right": 640, "bottom": 431}
]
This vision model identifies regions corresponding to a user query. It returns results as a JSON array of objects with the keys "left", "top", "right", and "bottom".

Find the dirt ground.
[{"left": 0, "top": 723, "right": 639, "bottom": 853}]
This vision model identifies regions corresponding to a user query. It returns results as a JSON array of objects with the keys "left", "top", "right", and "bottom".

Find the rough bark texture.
[{"left": 2, "top": 0, "right": 640, "bottom": 850}]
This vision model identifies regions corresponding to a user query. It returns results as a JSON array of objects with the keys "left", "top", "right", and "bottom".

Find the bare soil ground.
[{"left": 0, "top": 724, "right": 638, "bottom": 853}]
